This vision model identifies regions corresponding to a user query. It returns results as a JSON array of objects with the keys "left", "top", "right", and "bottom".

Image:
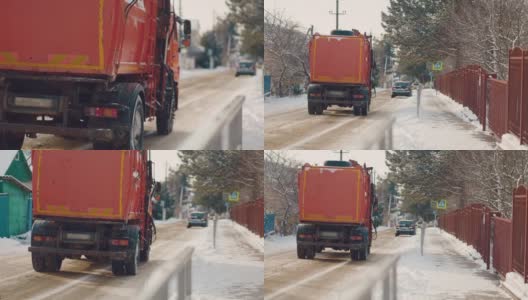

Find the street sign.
[
  {"left": 227, "top": 191, "right": 240, "bottom": 203},
  {"left": 432, "top": 62, "right": 443, "bottom": 71},
  {"left": 437, "top": 199, "right": 447, "bottom": 210}
]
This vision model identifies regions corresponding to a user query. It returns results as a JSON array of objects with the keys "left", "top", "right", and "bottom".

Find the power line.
[{"left": 329, "top": 0, "right": 346, "bottom": 30}]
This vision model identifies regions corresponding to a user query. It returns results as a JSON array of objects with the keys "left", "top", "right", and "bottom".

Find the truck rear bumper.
[
  {"left": 28, "top": 246, "right": 128, "bottom": 260},
  {"left": 308, "top": 99, "right": 368, "bottom": 106},
  {"left": 298, "top": 240, "right": 368, "bottom": 250},
  {"left": 0, "top": 122, "right": 122, "bottom": 142}
]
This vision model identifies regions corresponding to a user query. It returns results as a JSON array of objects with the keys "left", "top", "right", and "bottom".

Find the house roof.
[
  {"left": 0, "top": 151, "right": 18, "bottom": 175},
  {"left": 0, "top": 176, "right": 32, "bottom": 192}
]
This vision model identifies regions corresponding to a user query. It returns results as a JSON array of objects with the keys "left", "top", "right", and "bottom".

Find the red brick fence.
[
  {"left": 438, "top": 186, "right": 528, "bottom": 281},
  {"left": 435, "top": 48, "right": 528, "bottom": 145},
  {"left": 230, "top": 198, "right": 264, "bottom": 237}
]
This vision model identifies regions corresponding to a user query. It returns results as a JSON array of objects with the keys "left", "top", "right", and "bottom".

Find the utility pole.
[
  {"left": 333, "top": 150, "right": 349, "bottom": 161},
  {"left": 387, "top": 194, "right": 393, "bottom": 227},
  {"left": 329, "top": 0, "right": 346, "bottom": 30}
]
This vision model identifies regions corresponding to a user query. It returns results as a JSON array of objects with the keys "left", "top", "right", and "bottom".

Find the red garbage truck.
[
  {"left": 29, "top": 150, "right": 160, "bottom": 275},
  {"left": 0, "top": 0, "right": 191, "bottom": 149},
  {"left": 307, "top": 30, "right": 375, "bottom": 116},
  {"left": 296, "top": 160, "right": 376, "bottom": 260}
]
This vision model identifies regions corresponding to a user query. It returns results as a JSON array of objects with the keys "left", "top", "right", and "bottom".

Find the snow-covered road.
[
  {"left": 265, "top": 89, "right": 498, "bottom": 149},
  {"left": 0, "top": 219, "right": 264, "bottom": 300},
  {"left": 264, "top": 227, "right": 512, "bottom": 300}
]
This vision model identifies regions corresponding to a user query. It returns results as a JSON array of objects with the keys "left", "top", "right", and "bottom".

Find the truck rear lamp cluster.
[
  {"left": 298, "top": 233, "right": 313, "bottom": 239},
  {"left": 85, "top": 107, "right": 118, "bottom": 119},
  {"left": 350, "top": 235, "right": 363, "bottom": 241},
  {"left": 353, "top": 94, "right": 365, "bottom": 99},
  {"left": 111, "top": 239, "right": 129, "bottom": 246},
  {"left": 33, "top": 235, "right": 56, "bottom": 242}
]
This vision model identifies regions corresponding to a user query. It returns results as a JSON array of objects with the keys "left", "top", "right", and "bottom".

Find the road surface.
[
  {"left": 264, "top": 228, "right": 511, "bottom": 300},
  {"left": 21, "top": 68, "right": 261, "bottom": 150},
  {"left": 265, "top": 89, "right": 497, "bottom": 150},
  {"left": 0, "top": 219, "right": 263, "bottom": 300}
]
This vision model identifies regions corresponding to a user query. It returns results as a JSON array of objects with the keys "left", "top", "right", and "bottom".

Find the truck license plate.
[
  {"left": 66, "top": 233, "right": 92, "bottom": 240},
  {"left": 14, "top": 97, "right": 55, "bottom": 109}
]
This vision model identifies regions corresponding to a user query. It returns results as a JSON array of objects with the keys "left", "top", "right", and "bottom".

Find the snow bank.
[
  {"left": 0, "top": 231, "right": 30, "bottom": 256},
  {"left": 439, "top": 228, "right": 488, "bottom": 270},
  {"left": 264, "top": 94, "right": 306, "bottom": 116},
  {"left": 264, "top": 235, "right": 296, "bottom": 256},
  {"left": 503, "top": 272, "right": 528, "bottom": 300},
  {"left": 229, "top": 219, "right": 264, "bottom": 253},
  {"left": 154, "top": 217, "right": 182, "bottom": 225},
  {"left": 499, "top": 133, "right": 528, "bottom": 150}
]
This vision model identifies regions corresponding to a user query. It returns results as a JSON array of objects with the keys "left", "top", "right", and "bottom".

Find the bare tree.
[
  {"left": 264, "top": 151, "right": 301, "bottom": 235},
  {"left": 264, "top": 10, "right": 311, "bottom": 97}
]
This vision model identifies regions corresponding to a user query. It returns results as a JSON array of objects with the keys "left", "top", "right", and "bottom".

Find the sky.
[
  {"left": 176, "top": 0, "right": 229, "bottom": 32},
  {"left": 281, "top": 150, "right": 388, "bottom": 178},
  {"left": 151, "top": 150, "right": 182, "bottom": 182},
  {"left": 265, "top": 0, "right": 390, "bottom": 38}
]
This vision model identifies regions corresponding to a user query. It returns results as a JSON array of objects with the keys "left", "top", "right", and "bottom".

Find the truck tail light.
[
  {"left": 298, "top": 234, "right": 313, "bottom": 239},
  {"left": 33, "top": 235, "right": 55, "bottom": 242},
  {"left": 350, "top": 235, "right": 363, "bottom": 241},
  {"left": 85, "top": 107, "right": 118, "bottom": 119},
  {"left": 353, "top": 94, "right": 365, "bottom": 99},
  {"left": 111, "top": 239, "right": 129, "bottom": 246}
]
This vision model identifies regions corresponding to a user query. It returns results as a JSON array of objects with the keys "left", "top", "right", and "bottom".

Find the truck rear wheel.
[
  {"left": 358, "top": 246, "right": 368, "bottom": 261},
  {"left": 125, "top": 232, "right": 139, "bottom": 275},
  {"left": 0, "top": 131, "right": 25, "bottom": 150},
  {"left": 31, "top": 253, "right": 47, "bottom": 272},
  {"left": 112, "top": 261, "right": 126, "bottom": 275},
  {"left": 361, "top": 106, "right": 368, "bottom": 116},
  {"left": 305, "top": 246, "right": 316, "bottom": 259},
  {"left": 353, "top": 106, "right": 361, "bottom": 116},
  {"left": 314, "top": 104, "right": 324, "bottom": 115},
  {"left": 297, "top": 245, "right": 306, "bottom": 259},
  {"left": 156, "top": 80, "right": 176, "bottom": 135},
  {"left": 308, "top": 103, "right": 315, "bottom": 115},
  {"left": 46, "top": 255, "right": 62, "bottom": 272}
]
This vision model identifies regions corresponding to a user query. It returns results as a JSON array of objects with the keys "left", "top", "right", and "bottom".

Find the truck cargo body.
[
  {"left": 296, "top": 160, "right": 375, "bottom": 261},
  {"left": 307, "top": 31, "right": 374, "bottom": 116},
  {"left": 0, "top": 0, "right": 191, "bottom": 149},
  {"left": 29, "top": 150, "right": 158, "bottom": 275}
]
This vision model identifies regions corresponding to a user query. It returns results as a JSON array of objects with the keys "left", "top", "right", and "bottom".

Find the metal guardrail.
[
  {"left": 340, "top": 254, "right": 400, "bottom": 300},
  {"left": 179, "top": 95, "right": 245, "bottom": 150},
  {"left": 138, "top": 246, "right": 194, "bottom": 300}
]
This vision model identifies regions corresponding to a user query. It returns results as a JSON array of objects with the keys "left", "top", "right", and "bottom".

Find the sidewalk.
[
  {"left": 393, "top": 89, "right": 498, "bottom": 149},
  {"left": 192, "top": 219, "right": 264, "bottom": 300},
  {"left": 397, "top": 228, "right": 511, "bottom": 299}
]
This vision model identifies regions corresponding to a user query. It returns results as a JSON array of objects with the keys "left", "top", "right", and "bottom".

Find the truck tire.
[
  {"left": 32, "top": 253, "right": 47, "bottom": 272},
  {"left": 316, "top": 246, "right": 323, "bottom": 253},
  {"left": 126, "top": 96, "right": 145, "bottom": 150},
  {"left": 308, "top": 103, "right": 315, "bottom": 115},
  {"left": 314, "top": 104, "right": 324, "bottom": 115},
  {"left": 156, "top": 80, "right": 176, "bottom": 135},
  {"left": 361, "top": 106, "right": 368, "bottom": 116},
  {"left": 125, "top": 230, "right": 140, "bottom": 275},
  {"left": 112, "top": 260, "right": 126, "bottom": 276},
  {"left": 46, "top": 255, "right": 62, "bottom": 272},
  {"left": 140, "top": 243, "right": 150, "bottom": 263},
  {"left": 305, "top": 246, "right": 316, "bottom": 259},
  {"left": 297, "top": 245, "right": 306, "bottom": 259},
  {"left": 350, "top": 249, "right": 358, "bottom": 261},
  {"left": 353, "top": 106, "right": 361, "bottom": 116},
  {"left": 0, "top": 131, "right": 25, "bottom": 150},
  {"left": 358, "top": 246, "right": 368, "bottom": 261}
]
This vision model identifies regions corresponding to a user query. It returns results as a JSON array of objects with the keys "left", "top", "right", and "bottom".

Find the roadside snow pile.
[
  {"left": 436, "top": 92, "right": 483, "bottom": 129},
  {"left": 264, "top": 95, "right": 306, "bottom": 116},
  {"left": 503, "top": 272, "right": 528, "bottom": 300},
  {"left": 229, "top": 219, "right": 264, "bottom": 253},
  {"left": 439, "top": 228, "right": 488, "bottom": 270},
  {"left": 0, "top": 232, "right": 30, "bottom": 256},
  {"left": 264, "top": 235, "right": 296, "bottom": 255},
  {"left": 154, "top": 217, "right": 182, "bottom": 225},
  {"left": 499, "top": 133, "right": 528, "bottom": 150}
]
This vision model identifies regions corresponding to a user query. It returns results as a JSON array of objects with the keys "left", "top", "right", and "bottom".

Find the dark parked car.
[
  {"left": 395, "top": 220, "right": 416, "bottom": 236},
  {"left": 187, "top": 212, "right": 208, "bottom": 228},
  {"left": 236, "top": 61, "right": 256, "bottom": 76},
  {"left": 391, "top": 81, "right": 412, "bottom": 97}
]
